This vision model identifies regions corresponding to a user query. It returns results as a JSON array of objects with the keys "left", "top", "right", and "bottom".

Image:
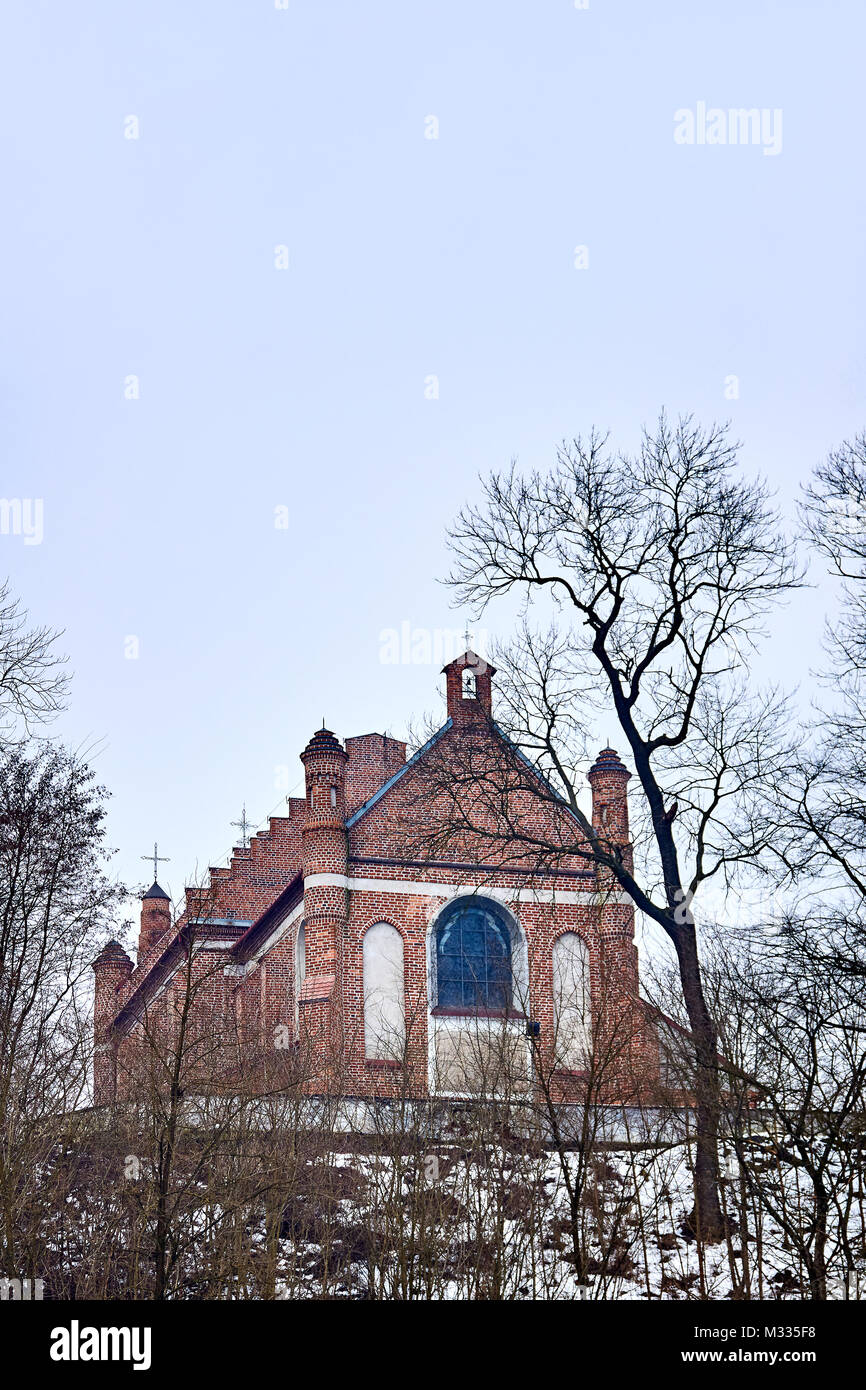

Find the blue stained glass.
[{"left": 435, "top": 900, "right": 514, "bottom": 1012}]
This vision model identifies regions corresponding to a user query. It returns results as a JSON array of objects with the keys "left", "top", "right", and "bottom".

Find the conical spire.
[{"left": 142, "top": 880, "right": 170, "bottom": 900}]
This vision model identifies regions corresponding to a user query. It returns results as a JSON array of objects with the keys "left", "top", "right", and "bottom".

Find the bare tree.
[
  {"left": 528, "top": 992, "right": 652, "bottom": 1293},
  {"left": 771, "top": 434, "right": 866, "bottom": 964},
  {"left": 0, "top": 581, "right": 69, "bottom": 737},
  {"left": 0, "top": 743, "right": 122, "bottom": 1281},
  {"left": 684, "top": 923, "right": 866, "bottom": 1300},
  {"left": 437, "top": 413, "right": 801, "bottom": 1240}
]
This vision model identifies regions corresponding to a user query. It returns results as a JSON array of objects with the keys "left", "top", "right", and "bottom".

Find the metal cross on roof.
[
  {"left": 141, "top": 842, "right": 170, "bottom": 881},
  {"left": 231, "top": 804, "right": 253, "bottom": 847}
]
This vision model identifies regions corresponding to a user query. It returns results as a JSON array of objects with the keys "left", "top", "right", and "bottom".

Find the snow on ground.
[{"left": 266, "top": 1139, "right": 860, "bottom": 1300}]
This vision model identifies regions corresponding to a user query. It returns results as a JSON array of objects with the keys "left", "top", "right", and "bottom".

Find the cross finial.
[
  {"left": 141, "top": 841, "right": 170, "bottom": 882},
  {"left": 463, "top": 623, "right": 472, "bottom": 652},
  {"left": 231, "top": 804, "right": 253, "bottom": 848}
]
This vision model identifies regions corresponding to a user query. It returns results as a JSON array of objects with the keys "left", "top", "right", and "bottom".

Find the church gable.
[{"left": 346, "top": 652, "right": 593, "bottom": 877}]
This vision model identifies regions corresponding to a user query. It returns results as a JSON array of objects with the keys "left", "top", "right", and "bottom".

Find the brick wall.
[{"left": 345, "top": 733, "right": 407, "bottom": 814}]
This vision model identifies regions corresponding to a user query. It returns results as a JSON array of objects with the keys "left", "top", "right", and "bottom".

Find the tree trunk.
[
  {"left": 807, "top": 1195, "right": 829, "bottom": 1300},
  {"left": 674, "top": 923, "right": 725, "bottom": 1241}
]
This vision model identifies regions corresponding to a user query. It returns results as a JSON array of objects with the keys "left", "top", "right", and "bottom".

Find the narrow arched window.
[
  {"left": 435, "top": 898, "right": 513, "bottom": 1013},
  {"left": 553, "top": 932, "right": 590, "bottom": 1069},
  {"left": 462, "top": 669, "right": 477, "bottom": 699},
  {"left": 363, "top": 922, "right": 405, "bottom": 1060},
  {"left": 296, "top": 923, "right": 306, "bottom": 988}
]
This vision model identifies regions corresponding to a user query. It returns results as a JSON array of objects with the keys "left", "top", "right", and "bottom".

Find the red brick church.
[{"left": 93, "top": 652, "right": 661, "bottom": 1106}]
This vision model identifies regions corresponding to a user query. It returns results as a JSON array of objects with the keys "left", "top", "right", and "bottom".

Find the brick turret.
[
  {"left": 92, "top": 939, "right": 133, "bottom": 1105},
  {"left": 299, "top": 726, "right": 349, "bottom": 1077},
  {"left": 586, "top": 746, "right": 647, "bottom": 1091},
  {"left": 588, "top": 746, "right": 632, "bottom": 867},
  {"left": 138, "top": 881, "right": 171, "bottom": 961}
]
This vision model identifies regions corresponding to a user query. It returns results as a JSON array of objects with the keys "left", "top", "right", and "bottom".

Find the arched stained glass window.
[{"left": 435, "top": 898, "right": 514, "bottom": 1012}]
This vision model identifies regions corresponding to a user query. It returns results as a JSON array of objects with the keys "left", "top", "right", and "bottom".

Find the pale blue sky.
[{"left": 2, "top": 1, "right": 864, "bottom": 927}]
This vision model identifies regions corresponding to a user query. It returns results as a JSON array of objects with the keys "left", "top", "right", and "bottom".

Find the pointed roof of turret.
[
  {"left": 301, "top": 725, "right": 346, "bottom": 759},
  {"left": 588, "top": 745, "right": 631, "bottom": 778},
  {"left": 93, "top": 938, "right": 133, "bottom": 969},
  {"left": 142, "top": 880, "right": 170, "bottom": 900}
]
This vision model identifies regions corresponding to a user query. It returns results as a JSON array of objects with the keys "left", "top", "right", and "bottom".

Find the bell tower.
[{"left": 442, "top": 650, "right": 496, "bottom": 724}]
